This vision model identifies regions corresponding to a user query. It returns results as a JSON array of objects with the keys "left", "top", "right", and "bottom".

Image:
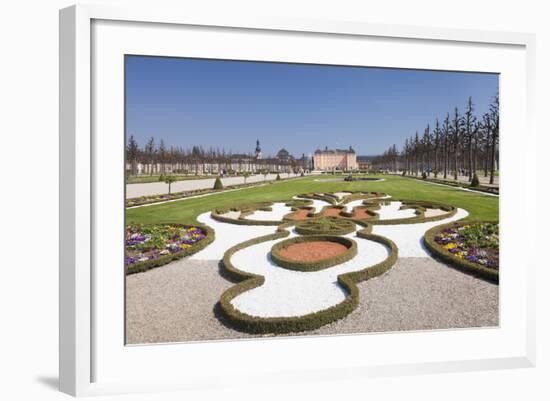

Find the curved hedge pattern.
[
  {"left": 423, "top": 221, "right": 499, "bottom": 283},
  {"left": 362, "top": 199, "right": 457, "bottom": 225},
  {"left": 270, "top": 235, "right": 358, "bottom": 271},
  {"left": 295, "top": 218, "right": 356, "bottom": 235},
  {"left": 218, "top": 229, "right": 398, "bottom": 334},
  {"left": 210, "top": 201, "right": 283, "bottom": 226}
]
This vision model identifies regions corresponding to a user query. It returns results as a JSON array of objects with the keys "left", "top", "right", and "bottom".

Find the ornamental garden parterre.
[{"left": 125, "top": 189, "right": 500, "bottom": 334}]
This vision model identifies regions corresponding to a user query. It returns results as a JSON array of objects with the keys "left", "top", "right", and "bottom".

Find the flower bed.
[
  {"left": 125, "top": 223, "right": 214, "bottom": 274},
  {"left": 270, "top": 235, "right": 357, "bottom": 271},
  {"left": 423, "top": 221, "right": 499, "bottom": 283}
]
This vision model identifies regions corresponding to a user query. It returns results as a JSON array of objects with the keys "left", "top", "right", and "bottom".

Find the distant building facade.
[
  {"left": 313, "top": 146, "right": 357, "bottom": 171},
  {"left": 357, "top": 155, "right": 374, "bottom": 171}
]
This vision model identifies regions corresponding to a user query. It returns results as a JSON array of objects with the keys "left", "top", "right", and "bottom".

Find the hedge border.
[
  {"left": 270, "top": 235, "right": 358, "bottom": 271},
  {"left": 423, "top": 221, "right": 499, "bottom": 283},
  {"left": 361, "top": 199, "right": 458, "bottom": 225},
  {"left": 218, "top": 228, "right": 398, "bottom": 334},
  {"left": 294, "top": 217, "right": 357, "bottom": 236},
  {"left": 403, "top": 174, "right": 499, "bottom": 195},
  {"left": 295, "top": 193, "right": 338, "bottom": 205},
  {"left": 210, "top": 201, "right": 283, "bottom": 226},
  {"left": 339, "top": 191, "right": 390, "bottom": 204},
  {"left": 125, "top": 223, "right": 215, "bottom": 275}
]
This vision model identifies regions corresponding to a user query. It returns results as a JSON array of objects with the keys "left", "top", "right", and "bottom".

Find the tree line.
[
  {"left": 373, "top": 95, "right": 499, "bottom": 184},
  {"left": 126, "top": 138, "right": 298, "bottom": 176}
]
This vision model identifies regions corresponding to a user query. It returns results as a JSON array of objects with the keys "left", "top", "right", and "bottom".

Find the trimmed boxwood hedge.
[
  {"left": 361, "top": 199, "right": 457, "bottom": 225},
  {"left": 423, "top": 221, "right": 499, "bottom": 283},
  {"left": 218, "top": 228, "right": 398, "bottom": 334},
  {"left": 285, "top": 199, "right": 313, "bottom": 208},
  {"left": 295, "top": 217, "right": 356, "bottom": 236},
  {"left": 296, "top": 193, "right": 338, "bottom": 205},
  {"left": 125, "top": 224, "right": 215, "bottom": 275},
  {"left": 403, "top": 174, "right": 499, "bottom": 195},
  {"left": 339, "top": 191, "right": 389, "bottom": 204},
  {"left": 210, "top": 201, "right": 283, "bottom": 226},
  {"left": 270, "top": 235, "right": 358, "bottom": 271}
]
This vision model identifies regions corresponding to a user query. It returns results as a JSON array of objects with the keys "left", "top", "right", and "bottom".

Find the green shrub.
[
  {"left": 276, "top": 173, "right": 281, "bottom": 181},
  {"left": 213, "top": 176, "right": 224, "bottom": 190},
  {"left": 421, "top": 171, "right": 427, "bottom": 179},
  {"left": 470, "top": 173, "right": 480, "bottom": 187}
]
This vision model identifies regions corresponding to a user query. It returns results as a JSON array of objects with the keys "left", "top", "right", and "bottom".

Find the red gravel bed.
[
  {"left": 323, "top": 207, "right": 342, "bottom": 217},
  {"left": 286, "top": 209, "right": 310, "bottom": 221},
  {"left": 353, "top": 207, "right": 375, "bottom": 219},
  {"left": 277, "top": 241, "right": 348, "bottom": 262}
]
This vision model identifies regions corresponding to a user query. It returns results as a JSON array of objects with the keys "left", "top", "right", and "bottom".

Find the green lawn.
[{"left": 126, "top": 174, "right": 499, "bottom": 225}]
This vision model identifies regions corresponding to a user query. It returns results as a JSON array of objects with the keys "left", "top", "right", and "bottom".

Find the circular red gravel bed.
[{"left": 277, "top": 240, "right": 348, "bottom": 262}]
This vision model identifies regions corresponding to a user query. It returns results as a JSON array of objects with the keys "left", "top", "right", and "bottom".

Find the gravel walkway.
[
  {"left": 126, "top": 173, "right": 301, "bottom": 198},
  {"left": 126, "top": 257, "right": 498, "bottom": 344}
]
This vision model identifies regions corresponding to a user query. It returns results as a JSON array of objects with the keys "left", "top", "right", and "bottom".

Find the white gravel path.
[
  {"left": 372, "top": 208, "right": 469, "bottom": 257},
  {"left": 230, "top": 229, "right": 390, "bottom": 317},
  {"left": 376, "top": 201, "right": 418, "bottom": 220},
  {"left": 307, "top": 198, "right": 331, "bottom": 213},
  {"left": 342, "top": 199, "right": 365, "bottom": 212},
  {"left": 243, "top": 202, "right": 293, "bottom": 221},
  {"left": 191, "top": 212, "right": 277, "bottom": 261},
  {"left": 333, "top": 191, "right": 352, "bottom": 200}
]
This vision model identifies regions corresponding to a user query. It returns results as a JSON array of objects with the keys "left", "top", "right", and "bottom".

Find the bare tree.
[
  {"left": 489, "top": 95, "right": 500, "bottom": 184},
  {"left": 433, "top": 118, "right": 441, "bottom": 177},
  {"left": 126, "top": 135, "right": 139, "bottom": 176},
  {"left": 158, "top": 139, "right": 167, "bottom": 175},
  {"left": 463, "top": 97, "right": 477, "bottom": 179},
  {"left": 451, "top": 107, "right": 463, "bottom": 181}
]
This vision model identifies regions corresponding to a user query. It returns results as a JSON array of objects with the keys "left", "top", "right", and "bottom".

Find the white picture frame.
[{"left": 59, "top": 4, "right": 536, "bottom": 397}]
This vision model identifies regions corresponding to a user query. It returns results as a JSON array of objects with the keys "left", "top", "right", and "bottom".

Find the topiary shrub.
[
  {"left": 421, "top": 171, "right": 427, "bottom": 179},
  {"left": 213, "top": 176, "right": 224, "bottom": 190},
  {"left": 301, "top": 171, "right": 305, "bottom": 177},
  {"left": 276, "top": 173, "right": 281, "bottom": 181},
  {"left": 470, "top": 173, "right": 480, "bottom": 187},
  {"left": 402, "top": 170, "right": 406, "bottom": 176}
]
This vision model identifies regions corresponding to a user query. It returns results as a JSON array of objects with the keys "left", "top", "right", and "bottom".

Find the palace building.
[{"left": 313, "top": 146, "right": 357, "bottom": 171}]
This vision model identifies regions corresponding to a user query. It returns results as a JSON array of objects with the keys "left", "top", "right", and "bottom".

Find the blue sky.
[{"left": 125, "top": 55, "right": 498, "bottom": 156}]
